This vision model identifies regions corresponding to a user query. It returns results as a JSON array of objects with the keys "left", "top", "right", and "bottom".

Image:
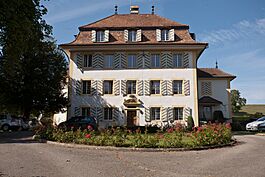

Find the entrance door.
[
  {"left": 127, "top": 110, "right": 137, "bottom": 127},
  {"left": 203, "top": 106, "right": 212, "bottom": 121}
]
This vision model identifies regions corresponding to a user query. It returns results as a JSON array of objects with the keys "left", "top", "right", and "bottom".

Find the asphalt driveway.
[{"left": 0, "top": 131, "right": 265, "bottom": 177}]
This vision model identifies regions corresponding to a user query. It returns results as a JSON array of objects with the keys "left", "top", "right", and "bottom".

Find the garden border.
[{"left": 40, "top": 139, "right": 237, "bottom": 152}]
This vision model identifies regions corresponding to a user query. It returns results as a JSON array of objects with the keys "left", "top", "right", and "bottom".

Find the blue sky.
[{"left": 42, "top": 0, "right": 265, "bottom": 104}]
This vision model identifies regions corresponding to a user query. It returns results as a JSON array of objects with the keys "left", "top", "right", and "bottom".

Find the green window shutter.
[
  {"left": 143, "top": 52, "right": 151, "bottom": 69},
  {"left": 104, "top": 30, "right": 109, "bottom": 42},
  {"left": 167, "top": 80, "right": 173, "bottom": 96},
  {"left": 161, "top": 107, "right": 168, "bottom": 122},
  {"left": 136, "top": 29, "right": 142, "bottom": 42},
  {"left": 156, "top": 29, "right": 161, "bottom": 41},
  {"left": 76, "top": 53, "right": 83, "bottom": 70},
  {"left": 137, "top": 80, "right": 144, "bottom": 96},
  {"left": 97, "top": 107, "right": 103, "bottom": 121},
  {"left": 97, "top": 80, "right": 103, "bottom": 95},
  {"left": 184, "top": 80, "right": 190, "bottom": 96},
  {"left": 168, "top": 107, "right": 174, "bottom": 122},
  {"left": 124, "top": 30, "right": 128, "bottom": 42},
  {"left": 183, "top": 52, "right": 190, "bottom": 68},
  {"left": 144, "top": 80, "right": 150, "bottom": 96},
  {"left": 161, "top": 52, "right": 167, "bottom": 68},
  {"left": 121, "top": 80, "right": 127, "bottom": 96},
  {"left": 93, "top": 53, "right": 104, "bottom": 69},
  {"left": 120, "top": 52, "right": 127, "bottom": 69},
  {"left": 114, "top": 80, "right": 120, "bottom": 96},
  {"left": 167, "top": 52, "right": 173, "bottom": 68},
  {"left": 113, "top": 107, "right": 119, "bottom": 121},
  {"left": 91, "top": 30, "right": 96, "bottom": 42},
  {"left": 74, "top": 107, "right": 81, "bottom": 116},
  {"left": 137, "top": 53, "right": 143, "bottom": 69},
  {"left": 114, "top": 53, "right": 121, "bottom": 69},
  {"left": 91, "top": 107, "right": 97, "bottom": 118},
  {"left": 75, "top": 80, "right": 82, "bottom": 95},
  {"left": 169, "top": 29, "right": 175, "bottom": 41},
  {"left": 161, "top": 80, "right": 167, "bottom": 96},
  {"left": 184, "top": 107, "right": 191, "bottom": 121},
  {"left": 91, "top": 80, "right": 97, "bottom": 95},
  {"left": 145, "top": 107, "right": 151, "bottom": 122}
]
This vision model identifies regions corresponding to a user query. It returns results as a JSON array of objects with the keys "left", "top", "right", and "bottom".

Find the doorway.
[{"left": 127, "top": 110, "right": 137, "bottom": 127}]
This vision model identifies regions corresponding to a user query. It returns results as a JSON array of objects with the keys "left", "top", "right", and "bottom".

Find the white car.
[{"left": 246, "top": 117, "right": 265, "bottom": 131}]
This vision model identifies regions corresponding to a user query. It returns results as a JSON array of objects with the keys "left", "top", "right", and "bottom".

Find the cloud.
[{"left": 199, "top": 18, "right": 265, "bottom": 45}]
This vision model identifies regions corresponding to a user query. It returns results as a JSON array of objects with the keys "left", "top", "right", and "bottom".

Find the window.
[
  {"left": 104, "top": 108, "right": 113, "bottom": 120},
  {"left": 96, "top": 31, "right": 105, "bottom": 42},
  {"left": 151, "top": 107, "right": 161, "bottom": 120},
  {"left": 150, "top": 80, "right": 160, "bottom": 94},
  {"left": 173, "top": 80, "right": 183, "bottom": 94},
  {"left": 82, "top": 81, "right": 91, "bottom": 94},
  {"left": 104, "top": 55, "right": 113, "bottom": 68},
  {"left": 151, "top": 54, "right": 160, "bottom": 68},
  {"left": 83, "top": 54, "right": 92, "bottom": 67},
  {"left": 127, "top": 80, "right": 136, "bottom": 94},
  {"left": 103, "top": 81, "right": 113, "bottom": 94},
  {"left": 127, "top": 55, "right": 137, "bottom": 68},
  {"left": 81, "top": 107, "right": 90, "bottom": 116},
  {"left": 174, "top": 107, "right": 183, "bottom": 120},
  {"left": 173, "top": 54, "right": 183, "bottom": 68},
  {"left": 128, "top": 30, "right": 137, "bottom": 42},
  {"left": 161, "top": 30, "right": 169, "bottom": 41}
]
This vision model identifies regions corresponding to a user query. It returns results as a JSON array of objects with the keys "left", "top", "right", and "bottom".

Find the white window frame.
[
  {"left": 151, "top": 107, "right": 161, "bottom": 121},
  {"left": 161, "top": 29, "right": 169, "bottom": 41},
  {"left": 127, "top": 80, "right": 137, "bottom": 94},
  {"left": 127, "top": 55, "right": 137, "bottom": 68},
  {"left": 104, "top": 55, "right": 113, "bottom": 69},
  {"left": 96, "top": 31, "right": 105, "bottom": 42},
  {"left": 83, "top": 54, "right": 92, "bottom": 68},
  {"left": 174, "top": 107, "right": 184, "bottom": 120},
  {"left": 150, "top": 80, "right": 160, "bottom": 95},
  {"left": 82, "top": 80, "right": 91, "bottom": 94},
  {"left": 173, "top": 54, "right": 183, "bottom": 68},
  {"left": 151, "top": 54, "right": 160, "bottom": 68},
  {"left": 103, "top": 80, "right": 113, "bottom": 94},
  {"left": 173, "top": 80, "right": 183, "bottom": 94},
  {"left": 128, "top": 30, "right": 137, "bottom": 42},
  {"left": 104, "top": 107, "right": 113, "bottom": 120}
]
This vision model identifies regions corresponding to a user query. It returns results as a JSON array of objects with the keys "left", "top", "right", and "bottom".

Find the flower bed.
[{"left": 35, "top": 123, "right": 232, "bottom": 148}]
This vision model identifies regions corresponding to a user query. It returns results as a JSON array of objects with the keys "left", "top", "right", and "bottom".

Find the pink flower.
[
  {"left": 167, "top": 128, "right": 174, "bottom": 133},
  {"left": 159, "top": 134, "right": 164, "bottom": 139},
  {"left": 85, "top": 134, "right": 91, "bottom": 139},
  {"left": 197, "top": 127, "right": 203, "bottom": 132},
  {"left": 87, "top": 125, "right": 94, "bottom": 131},
  {"left": 225, "top": 123, "right": 231, "bottom": 129}
]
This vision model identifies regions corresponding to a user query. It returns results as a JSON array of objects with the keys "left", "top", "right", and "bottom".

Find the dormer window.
[
  {"left": 128, "top": 30, "right": 137, "bottom": 42},
  {"left": 96, "top": 31, "right": 105, "bottom": 42},
  {"left": 91, "top": 30, "right": 109, "bottom": 42},
  {"left": 161, "top": 30, "right": 169, "bottom": 41}
]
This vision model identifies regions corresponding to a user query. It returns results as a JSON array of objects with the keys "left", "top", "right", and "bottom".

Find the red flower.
[
  {"left": 167, "top": 128, "right": 174, "bottom": 133},
  {"left": 197, "top": 127, "right": 203, "bottom": 132},
  {"left": 225, "top": 123, "right": 231, "bottom": 129},
  {"left": 85, "top": 134, "right": 91, "bottom": 139},
  {"left": 87, "top": 125, "right": 94, "bottom": 131}
]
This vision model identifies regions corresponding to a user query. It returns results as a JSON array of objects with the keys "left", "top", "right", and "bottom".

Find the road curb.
[{"left": 40, "top": 139, "right": 237, "bottom": 152}]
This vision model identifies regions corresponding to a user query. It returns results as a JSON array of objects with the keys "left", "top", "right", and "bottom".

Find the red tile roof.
[
  {"left": 197, "top": 68, "right": 236, "bottom": 80},
  {"left": 79, "top": 14, "right": 189, "bottom": 30}
]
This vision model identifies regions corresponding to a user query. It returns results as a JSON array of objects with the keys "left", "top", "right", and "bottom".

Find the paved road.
[{"left": 0, "top": 131, "right": 265, "bottom": 177}]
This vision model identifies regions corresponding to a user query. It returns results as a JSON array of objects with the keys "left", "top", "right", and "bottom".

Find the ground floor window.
[
  {"left": 104, "top": 108, "right": 113, "bottom": 120},
  {"left": 81, "top": 107, "right": 90, "bottom": 116},
  {"left": 151, "top": 107, "right": 160, "bottom": 120},
  {"left": 174, "top": 107, "right": 183, "bottom": 120}
]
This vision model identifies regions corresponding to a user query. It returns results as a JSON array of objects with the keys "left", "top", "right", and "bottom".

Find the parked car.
[
  {"left": 0, "top": 115, "right": 29, "bottom": 131},
  {"left": 246, "top": 116, "right": 265, "bottom": 131},
  {"left": 258, "top": 122, "right": 265, "bottom": 131},
  {"left": 58, "top": 116, "right": 97, "bottom": 131}
]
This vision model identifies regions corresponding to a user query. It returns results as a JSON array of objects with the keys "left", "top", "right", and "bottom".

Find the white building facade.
[{"left": 60, "top": 6, "right": 235, "bottom": 128}]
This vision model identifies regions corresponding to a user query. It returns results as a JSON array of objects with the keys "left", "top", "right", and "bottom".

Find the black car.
[{"left": 58, "top": 116, "right": 97, "bottom": 131}]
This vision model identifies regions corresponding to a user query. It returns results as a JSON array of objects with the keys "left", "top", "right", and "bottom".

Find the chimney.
[{"left": 130, "top": 5, "right": 139, "bottom": 14}]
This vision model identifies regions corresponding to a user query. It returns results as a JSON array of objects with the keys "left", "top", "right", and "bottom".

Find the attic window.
[
  {"left": 128, "top": 30, "right": 137, "bottom": 42},
  {"left": 161, "top": 30, "right": 169, "bottom": 41},
  {"left": 96, "top": 31, "right": 105, "bottom": 42}
]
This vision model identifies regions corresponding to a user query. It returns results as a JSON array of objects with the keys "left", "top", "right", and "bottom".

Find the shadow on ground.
[{"left": 0, "top": 131, "right": 36, "bottom": 144}]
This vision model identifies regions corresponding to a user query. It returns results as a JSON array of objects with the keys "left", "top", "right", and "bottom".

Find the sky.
[{"left": 42, "top": 0, "right": 265, "bottom": 104}]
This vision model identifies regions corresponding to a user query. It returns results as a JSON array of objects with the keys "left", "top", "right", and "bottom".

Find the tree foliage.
[
  {"left": 231, "top": 90, "right": 246, "bottom": 113},
  {"left": 0, "top": 0, "right": 68, "bottom": 118}
]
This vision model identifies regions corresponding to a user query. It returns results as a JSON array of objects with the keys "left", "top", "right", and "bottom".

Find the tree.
[
  {"left": 231, "top": 90, "right": 246, "bottom": 113},
  {"left": 0, "top": 0, "right": 68, "bottom": 118}
]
